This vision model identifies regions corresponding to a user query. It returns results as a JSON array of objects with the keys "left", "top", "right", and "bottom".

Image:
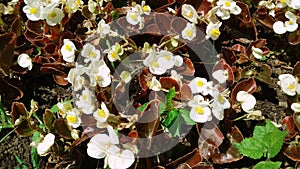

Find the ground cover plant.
[{"left": 0, "top": 0, "right": 300, "bottom": 168}]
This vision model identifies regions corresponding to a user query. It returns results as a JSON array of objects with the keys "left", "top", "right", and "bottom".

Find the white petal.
[
  {"left": 291, "top": 103, "right": 300, "bottom": 112},
  {"left": 273, "top": 21, "right": 287, "bottom": 34}
]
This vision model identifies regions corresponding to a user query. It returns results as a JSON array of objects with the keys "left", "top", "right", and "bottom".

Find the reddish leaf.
[
  {"left": 154, "top": 13, "right": 172, "bottom": 35},
  {"left": 136, "top": 99, "right": 161, "bottom": 149},
  {"left": 71, "top": 130, "right": 100, "bottom": 147},
  {"left": 289, "top": 29, "right": 300, "bottom": 45},
  {"left": 257, "top": 14, "right": 275, "bottom": 30},
  {"left": 212, "top": 59, "right": 234, "bottom": 86},
  {"left": 282, "top": 116, "right": 298, "bottom": 140},
  {"left": 231, "top": 78, "right": 257, "bottom": 102},
  {"left": 80, "top": 113, "right": 97, "bottom": 127},
  {"left": 284, "top": 142, "right": 300, "bottom": 161},
  {"left": 53, "top": 74, "right": 68, "bottom": 86},
  {"left": 139, "top": 68, "right": 153, "bottom": 91},
  {"left": 160, "top": 77, "right": 180, "bottom": 91},
  {"left": 221, "top": 48, "right": 236, "bottom": 65},
  {"left": 26, "top": 20, "right": 48, "bottom": 35},
  {"left": 53, "top": 118, "right": 73, "bottom": 139},
  {"left": 245, "top": 39, "right": 267, "bottom": 56},
  {"left": 177, "top": 84, "right": 193, "bottom": 100},
  {"left": 166, "top": 148, "right": 202, "bottom": 169},
  {"left": 177, "top": 58, "right": 195, "bottom": 76},
  {"left": 231, "top": 44, "right": 246, "bottom": 54},
  {"left": 150, "top": 0, "right": 176, "bottom": 11},
  {"left": 237, "top": 2, "right": 251, "bottom": 23},
  {"left": 292, "top": 61, "right": 300, "bottom": 76},
  {"left": 197, "top": 121, "right": 224, "bottom": 148},
  {"left": 256, "top": 64, "right": 274, "bottom": 85},
  {"left": 293, "top": 112, "right": 300, "bottom": 132}
]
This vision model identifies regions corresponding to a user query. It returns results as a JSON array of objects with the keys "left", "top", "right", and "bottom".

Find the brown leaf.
[
  {"left": 0, "top": 32, "right": 16, "bottom": 74},
  {"left": 43, "top": 109, "right": 56, "bottom": 133},
  {"left": 177, "top": 58, "right": 195, "bottom": 76},
  {"left": 256, "top": 64, "right": 274, "bottom": 84},
  {"left": 293, "top": 112, "right": 300, "bottom": 132},
  {"left": 154, "top": 13, "right": 172, "bottom": 35},
  {"left": 257, "top": 14, "right": 275, "bottom": 30},
  {"left": 231, "top": 78, "right": 257, "bottom": 102},
  {"left": 0, "top": 78, "right": 23, "bottom": 101},
  {"left": 212, "top": 59, "right": 234, "bottom": 86},
  {"left": 231, "top": 44, "right": 246, "bottom": 54},
  {"left": 292, "top": 61, "right": 300, "bottom": 76},
  {"left": 282, "top": 116, "right": 298, "bottom": 140},
  {"left": 289, "top": 30, "right": 300, "bottom": 45},
  {"left": 166, "top": 148, "right": 202, "bottom": 169},
  {"left": 139, "top": 68, "right": 153, "bottom": 91},
  {"left": 197, "top": 121, "right": 224, "bottom": 148},
  {"left": 160, "top": 77, "right": 180, "bottom": 91},
  {"left": 53, "top": 118, "right": 73, "bottom": 140},
  {"left": 177, "top": 84, "right": 193, "bottom": 101},
  {"left": 237, "top": 2, "right": 251, "bottom": 23},
  {"left": 221, "top": 48, "right": 236, "bottom": 65},
  {"left": 284, "top": 142, "right": 300, "bottom": 161}
]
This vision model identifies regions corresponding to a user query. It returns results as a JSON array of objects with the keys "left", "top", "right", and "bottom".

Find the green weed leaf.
[
  {"left": 253, "top": 161, "right": 281, "bottom": 169},
  {"left": 179, "top": 108, "right": 196, "bottom": 125},
  {"left": 163, "top": 110, "right": 178, "bottom": 128},
  {"left": 233, "top": 138, "right": 266, "bottom": 159},
  {"left": 166, "top": 87, "right": 176, "bottom": 110}
]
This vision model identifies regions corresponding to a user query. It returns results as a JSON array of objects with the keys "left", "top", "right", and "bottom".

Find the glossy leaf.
[
  {"left": 53, "top": 118, "right": 72, "bottom": 140},
  {"left": 282, "top": 116, "right": 298, "bottom": 140},
  {"left": 43, "top": 109, "right": 56, "bottom": 133},
  {"left": 284, "top": 141, "right": 300, "bottom": 161},
  {"left": 252, "top": 161, "right": 281, "bottom": 169},
  {"left": 166, "top": 148, "right": 202, "bottom": 169},
  {"left": 231, "top": 78, "right": 257, "bottom": 102},
  {"left": 163, "top": 110, "right": 179, "bottom": 128}
]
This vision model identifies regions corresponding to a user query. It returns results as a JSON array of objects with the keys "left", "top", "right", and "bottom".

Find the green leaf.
[
  {"left": 50, "top": 104, "right": 59, "bottom": 113},
  {"left": 253, "top": 161, "right": 281, "bottom": 169},
  {"left": 166, "top": 87, "right": 176, "bottom": 110},
  {"left": 137, "top": 102, "right": 149, "bottom": 112},
  {"left": 31, "top": 131, "right": 40, "bottom": 143},
  {"left": 179, "top": 108, "right": 196, "bottom": 125},
  {"left": 234, "top": 138, "right": 266, "bottom": 159},
  {"left": 159, "top": 102, "right": 166, "bottom": 115},
  {"left": 14, "top": 154, "right": 28, "bottom": 169},
  {"left": 163, "top": 110, "right": 178, "bottom": 128},
  {"left": 31, "top": 147, "right": 38, "bottom": 169},
  {"left": 168, "top": 116, "right": 181, "bottom": 137}
]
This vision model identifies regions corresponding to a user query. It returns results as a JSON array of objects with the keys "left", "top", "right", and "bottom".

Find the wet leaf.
[
  {"left": 53, "top": 118, "right": 72, "bottom": 140},
  {"left": 292, "top": 61, "right": 300, "bottom": 77},
  {"left": 289, "top": 29, "right": 300, "bottom": 45},
  {"left": 256, "top": 64, "right": 274, "bottom": 84},
  {"left": 252, "top": 161, "right": 281, "bottom": 169},
  {"left": 282, "top": 116, "right": 298, "bottom": 140},
  {"left": 197, "top": 121, "right": 224, "bottom": 148},
  {"left": 160, "top": 77, "right": 180, "bottom": 92},
  {"left": 237, "top": 2, "right": 251, "bottom": 23}
]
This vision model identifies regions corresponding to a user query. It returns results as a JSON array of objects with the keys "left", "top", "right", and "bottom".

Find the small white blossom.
[
  {"left": 57, "top": 101, "right": 73, "bottom": 116},
  {"left": 181, "top": 4, "right": 199, "bottom": 24},
  {"left": 76, "top": 88, "right": 96, "bottom": 114},
  {"left": 37, "top": 133, "right": 55, "bottom": 155},
  {"left": 66, "top": 108, "right": 81, "bottom": 128},
  {"left": 88, "top": 0, "right": 97, "bottom": 13},
  {"left": 65, "top": 64, "right": 86, "bottom": 91},
  {"left": 64, "top": 0, "right": 83, "bottom": 13},
  {"left": 81, "top": 43, "right": 101, "bottom": 62},
  {"left": 93, "top": 102, "right": 109, "bottom": 125},
  {"left": 126, "top": 10, "right": 142, "bottom": 25},
  {"left": 148, "top": 77, "right": 162, "bottom": 91},
  {"left": 17, "top": 53, "right": 33, "bottom": 70},
  {"left": 212, "top": 69, "right": 228, "bottom": 84},
  {"left": 277, "top": 74, "right": 300, "bottom": 96},
  {"left": 210, "top": 88, "right": 230, "bottom": 120},
  {"left": 71, "top": 129, "right": 80, "bottom": 139},
  {"left": 258, "top": 1, "right": 275, "bottom": 9},
  {"left": 273, "top": 21, "right": 286, "bottom": 34},
  {"left": 287, "top": 0, "right": 300, "bottom": 9},
  {"left": 188, "top": 77, "right": 213, "bottom": 96},
  {"left": 276, "top": 0, "right": 287, "bottom": 8},
  {"left": 182, "top": 22, "right": 197, "bottom": 41},
  {"left": 104, "top": 43, "right": 123, "bottom": 62},
  {"left": 61, "top": 39, "right": 77, "bottom": 62},
  {"left": 285, "top": 11, "right": 298, "bottom": 32},
  {"left": 216, "top": 0, "right": 241, "bottom": 15},
  {"left": 236, "top": 91, "right": 256, "bottom": 112},
  {"left": 141, "top": 1, "right": 151, "bottom": 15},
  {"left": 97, "top": 19, "right": 111, "bottom": 35},
  {"left": 206, "top": 22, "right": 222, "bottom": 40},
  {"left": 88, "top": 60, "right": 111, "bottom": 87},
  {"left": 188, "top": 95, "right": 212, "bottom": 123},
  {"left": 291, "top": 103, "right": 300, "bottom": 112},
  {"left": 42, "top": 7, "right": 64, "bottom": 26},
  {"left": 23, "top": 3, "right": 43, "bottom": 21},
  {"left": 107, "top": 146, "right": 135, "bottom": 169},
  {"left": 251, "top": 46, "right": 264, "bottom": 59}
]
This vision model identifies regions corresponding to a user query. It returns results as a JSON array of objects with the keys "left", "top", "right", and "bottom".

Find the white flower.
[
  {"left": 88, "top": 60, "right": 111, "bottom": 87},
  {"left": 287, "top": 0, "right": 300, "bottom": 9},
  {"left": 143, "top": 51, "right": 165, "bottom": 75},
  {"left": 87, "top": 134, "right": 112, "bottom": 159},
  {"left": 276, "top": 0, "right": 287, "bottom": 8},
  {"left": 65, "top": 64, "right": 86, "bottom": 91},
  {"left": 182, "top": 22, "right": 197, "bottom": 41},
  {"left": 210, "top": 88, "right": 230, "bottom": 120},
  {"left": 216, "top": 7, "right": 231, "bottom": 20},
  {"left": 188, "top": 95, "right": 212, "bottom": 123},
  {"left": 57, "top": 101, "right": 73, "bottom": 116},
  {"left": 120, "top": 71, "right": 132, "bottom": 83},
  {"left": 66, "top": 108, "right": 81, "bottom": 128},
  {"left": 147, "top": 77, "right": 162, "bottom": 91},
  {"left": 251, "top": 46, "right": 264, "bottom": 59},
  {"left": 236, "top": 91, "right": 256, "bottom": 112},
  {"left": 277, "top": 74, "right": 300, "bottom": 96},
  {"left": 285, "top": 11, "right": 298, "bottom": 32},
  {"left": 157, "top": 50, "right": 176, "bottom": 70},
  {"left": 126, "top": 10, "right": 142, "bottom": 25},
  {"left": 42, "top": 7, "right": 64, "bottom": 26},
  {"left": 88, "top": 0, "right": 97, "bottom": 13},
  {"left": 64, "top": 0, "right": 83, "bottom": 13},
  {"left": 104, "top": 43, "right": 123, "bottom": 62},
  {"left": 273, "top": 21, "right": 286, "bottom": 34},
  {"left": 141, "top": 1, "right": 151, "bottom": 15},
  {"left": 258, "top": 1, "right": 275, "bottom": 9},
  {"left": 97, "top": 19, "right": 111, "bottom": 35},
  {"left": 37, "top": 133, "right": 55, "bottom": 155},
  {"left": 206, "top": 22, "right": 222, "bottom": 40},
  {"left": 216, "top": 0, "right": 241, "bottom": 15},
  {"left": 188, "top": 77, "right": 212, "bottom": 95},
  {"left": 181, "top": 4, "right": 199, "bottom": 24},
  {"left": 23, "top": 3, "right": 42, "bottom": 21},
  {"left": 212, "top": 69, "right": 228, "bottom": 84},
  {"left": 93, "top": 102, "right": 109, "bottom": 125},
  {"left": 291, "top": 103, "right": 300, "bottom": 112},
  {"left": 107, "top": 146, "right": 135, "bottom": 169},
  {"left": 81, "top": 43, "right": 101, "bottom": 62},
  {"left": 17, "top": 53, "right": 33, "bottom": 70},
  {"left": 61, "top": 39, "right": 77, "bottom": 62},
  {"left": 76, "top": 88, "right": 96, "bottom": 114}
]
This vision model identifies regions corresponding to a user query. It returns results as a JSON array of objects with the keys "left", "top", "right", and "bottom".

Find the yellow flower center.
[
  {"left": 82, "top": 94, "right": 88, "bottom": 101},
  {"left": 288, "top": 83, "right": 295, "bottom": 90},
  {"left": 224, "top": 1, "right": 231, "bottom": 7},
  {"left": 211, "top": 29, "right": 221, "bottom": 37},
  {"left": 97, "top": 109, "right": 106, "bottom": 118},
  {"left": 187, "top": 11, "right": 193, "bottom": 18},
  {"left": 65, "top": 44, "right": 72, "bottom": 52},
  {"left": 195, "top": 107, "right": 204, "bottom": 114},
  {"left": 76, "top": 0, "right": 81, "bottom": 6},
  {"left": 143, "top": 5, "right": 150, "bottom": 12},
  {"left": 186, "top": 29, "right": 193, "bottom": 37},
  {"left": 152, "top": 61, "right": 159, "bottom": 68},
  {"left": 29, "top": 8, "right": 38, "bottom": 14},
  {"left": 111, "top": 51, "right": 117, "bottom": 60},
  {"left": 217, "top": 95, "right": 224, "bottom": 103},
  {"left": 197, "top": 80, "right": 204, "bottom": 87},
  {"left": 67, "top": 115, "right": 78, "bottom": 123},
  {"left": 164, "top": 55, "right": 171, "bottom": 60},
  {"left": 288, "top": 20, "right": 294, "bottom": 25},
  {"left": 281, "top": 0, "right": 286, "bottom": 4},
  {"left": 95, "top": 75, "right": 102, "bottom": 81},
  {"left": 130, "top": 13, "right": 138, "bottom": 21},
  {"left": 48, "top": 11, "right": 57, "bottom": 19},
  {"left": 90, "top": 51, "right": 96, "bottom": 58}
]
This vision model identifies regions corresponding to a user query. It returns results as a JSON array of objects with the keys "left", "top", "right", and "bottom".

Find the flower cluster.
[
  {"left": 126, "top": 1, "right": 151, "bottom": 28},
  {"left": 23, "top": 0, "right": 83, "bottom": 26},
  {"left": 277, "top": 74, "right": 300, "bottom": 96}
]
